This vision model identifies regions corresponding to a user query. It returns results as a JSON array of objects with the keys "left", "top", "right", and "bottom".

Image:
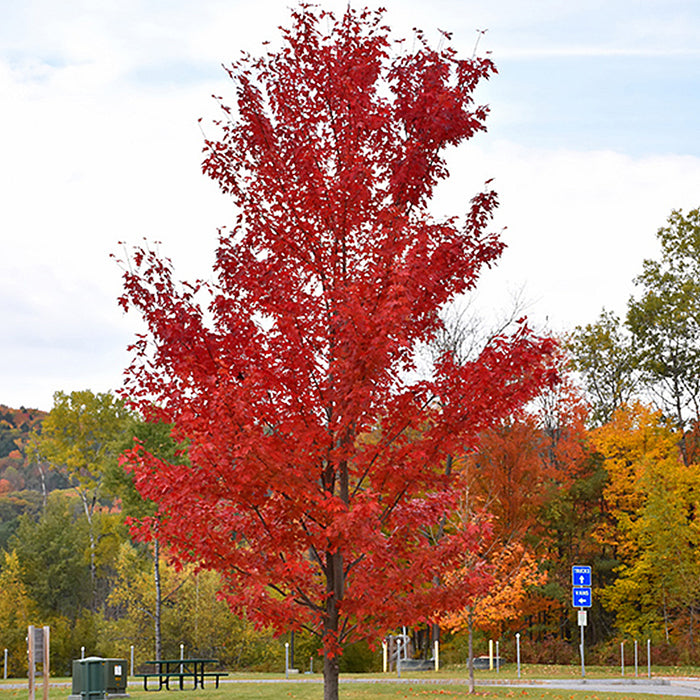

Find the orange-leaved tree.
[
  {"left": 442, "top": 535, "right": 544, "bottom": 693},
  {"left": 442, "top": 541, "right": 545, "bottom": 639},
  {"left": 448, "top": 371, "right": 595, "bottom": 651},
  {"left": 117, "top": 6, "right": 556, "bottom": 699}
]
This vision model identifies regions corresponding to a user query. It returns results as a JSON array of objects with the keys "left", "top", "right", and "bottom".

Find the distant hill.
[
  {"left": 0, "top": 405, "right": 46, "bottom": 450},
  {"left": 0, "top": 406, "right": 48, "bottom": 548},
  {"left": 0, "top": 405, "right": 46, "bottom": 485}
]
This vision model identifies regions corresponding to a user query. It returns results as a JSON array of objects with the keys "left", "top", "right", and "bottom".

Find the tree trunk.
[
  {"left": 468, "top": 611, "right": 475, "bottom": 694},
  {"left": 78, "top": 488, "right": 98, "bottom": 609},
  {"left": 323, "top": 653, "right": 340, "bottom": 700},
  {"left": 37, "top": 463, "right": 48, "bottom": 510},
  {"left": 320, "top": 457, "right": 348, "bottom": 700},
  {"left": 432, "top": 622, "right": 440, "bottom": 663},
  {"left": 323, "top": 548, "right": 343, "bottom": 700},
  {"left": 154, "top": 538, "right": 162, "bottom": 660},
  {"left": 690, "top": 605, "right": 694, "bottom": 649}
]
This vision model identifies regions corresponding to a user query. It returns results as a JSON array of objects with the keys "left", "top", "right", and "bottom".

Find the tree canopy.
[
  {"left": 117, "top": 6, "right": 556, "bottom": 698},
  {"left": 626, "top": 208, "right": 700, "bottom": 447}
]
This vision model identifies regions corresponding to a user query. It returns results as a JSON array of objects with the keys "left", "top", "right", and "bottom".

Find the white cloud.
[
  {"left": 497, "top": 46, "right": 700, "bottom": 58},
  {"left": 2, "top": 0, "right": 700, "bottom": 410},
  {"left": 436, "top": 142, "right": 700, "bottom": 332}
]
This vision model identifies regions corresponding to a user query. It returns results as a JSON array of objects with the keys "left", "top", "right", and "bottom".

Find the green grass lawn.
[
  {"left": 1, "top": 665, "right": 699, "bottom": 700},
  {"left": 0, "top": 686, "right": 691, "bottom": 700}
]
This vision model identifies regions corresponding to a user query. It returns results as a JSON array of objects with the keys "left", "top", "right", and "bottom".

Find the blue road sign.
[
  {"left": 572, "top": 565, "right": 592, "bottom": 587},
  {"left": 573, "top": 587, "right": 592, "bottom": 608}
]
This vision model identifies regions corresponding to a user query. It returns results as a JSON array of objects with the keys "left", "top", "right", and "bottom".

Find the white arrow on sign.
[
  {"left": 572, "top": 587, "right": 592, "bottom": 608},
  {"left": 572, "top": 565, "right": 592, "bottom": 587}
]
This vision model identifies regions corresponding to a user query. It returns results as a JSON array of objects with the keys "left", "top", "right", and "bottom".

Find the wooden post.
[
  {"left": 27, "top": 626, "right": 49, "bottom": 700},
  {"left": 27, "top": 626, "right": 35, "bottom": 700},
  {"left": 42, "top": 628, "right": 49, "bottom": 700}
]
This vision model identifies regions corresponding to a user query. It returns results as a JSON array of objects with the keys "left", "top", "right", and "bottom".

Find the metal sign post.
[
  {"left": 577, "top": 610, "right": 587, "bottom": 678},
  {"left": 580, "top": 616, "right": 585, "bottom": 678},
  {"left": 572, "top": 566, "right": 592, "bottom": 679}
]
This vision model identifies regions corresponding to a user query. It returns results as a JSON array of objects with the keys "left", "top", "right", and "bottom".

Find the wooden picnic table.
[{"left": 137, "top": 658, "right": 228, "bottom": 691}]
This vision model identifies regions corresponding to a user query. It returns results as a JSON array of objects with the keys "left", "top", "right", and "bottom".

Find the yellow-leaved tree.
[
  {"left": 0, "top": 550, "right": 37, "bottom": 676},
  {"left": 593, "top": 403, "right": 700, "bottom": 647}
]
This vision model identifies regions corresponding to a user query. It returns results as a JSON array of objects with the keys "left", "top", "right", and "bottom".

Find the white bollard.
[{"left": 621, "top": 641, "right": 625, "bottom": 676}]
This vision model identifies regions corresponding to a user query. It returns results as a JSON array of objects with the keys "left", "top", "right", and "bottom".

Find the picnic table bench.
[{"left": 136, "top": 658, "right": 228, "bottom": 691}]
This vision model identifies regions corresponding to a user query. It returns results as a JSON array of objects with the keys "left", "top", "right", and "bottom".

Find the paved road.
[
  {"left": 222, "top": 676, "right": 700, "bottom": 697},
  {"left": 213, "top": 675, "right": 700, "bottom": 697},
  {"left": 482, "top": 677, "right": 700, "bottom": 697}
]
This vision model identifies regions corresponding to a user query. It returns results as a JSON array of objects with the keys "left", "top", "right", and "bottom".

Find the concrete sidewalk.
[{"left": 480, "top": 676, "right": 700, "bottom": 697}]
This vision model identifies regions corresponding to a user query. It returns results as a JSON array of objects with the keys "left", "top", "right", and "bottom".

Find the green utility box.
[
  {"left": 104, "top": 659, "right": 128, "bottom": 695},
  {"left": 70, "top": 657, "right": 129, "bottom": 700},
  {"left": 71, "top": 657, "right": 106, "bottom": 700}
]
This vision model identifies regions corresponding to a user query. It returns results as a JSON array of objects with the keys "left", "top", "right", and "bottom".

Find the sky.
[{"left": 1, "top": 0, "right": 699, "bottom": 412}]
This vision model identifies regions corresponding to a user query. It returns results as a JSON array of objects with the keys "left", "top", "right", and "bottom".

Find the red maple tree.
[{"left": 118, "top": 6, "right": 556, "bottom": 698}]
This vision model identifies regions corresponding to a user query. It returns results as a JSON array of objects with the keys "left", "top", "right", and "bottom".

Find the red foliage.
[
  {"left": 465, "top": 417, "right": 549, "bottom": 541},
  {"left": 461, "top": 376, "right": 589, "bottom": 545},
  {"left": 117, "top": 5, "right": 557, "bottom": 692}
]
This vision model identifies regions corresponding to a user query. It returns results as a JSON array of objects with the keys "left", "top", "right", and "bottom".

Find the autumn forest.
[{"left": 2, "top": 208, "right": 699, "bottom": 677}]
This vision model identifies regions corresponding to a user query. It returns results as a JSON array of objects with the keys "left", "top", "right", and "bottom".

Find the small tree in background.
[
  {"left": 118, "top": 6, "right": 556, "bottom": 698},
  {"left": 27, "top": 390, "right": 130, "bottom": 607},
  {"left": 626, "top": 208, "right": 700, "bottom": 461},
  {"left": 0, "top": 550, "right": 37, "bottom": 676}
]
